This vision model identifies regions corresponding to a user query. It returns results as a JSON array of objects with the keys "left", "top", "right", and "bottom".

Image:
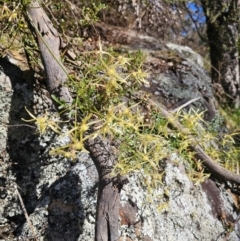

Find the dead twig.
[
  {"left": 170, "top": 97, "right": 202, "bottom": 113},
  {"left": 149, "top": 99, "right": 240, "bottom": 185},
  {"left": 16, "top": 188, "right": 38, "bottom": 241},
  {"left": 0, "top": 122, "right": 36, "bottom": 129}
]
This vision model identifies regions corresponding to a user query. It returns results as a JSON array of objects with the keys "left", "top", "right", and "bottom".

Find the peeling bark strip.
[{"left": 26, "top": 1, "right": 72, "bottom": 104}]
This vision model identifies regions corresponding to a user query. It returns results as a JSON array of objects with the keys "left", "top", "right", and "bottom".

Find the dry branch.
[
  {"left": 26, "top": 0, "right": 72, "bottom": 105},
  {"left": 86, "top": 136, "right": 128, "bottom": 241},
  {"left": 149, "top": 99, "right": 240, "bottom": 184}
]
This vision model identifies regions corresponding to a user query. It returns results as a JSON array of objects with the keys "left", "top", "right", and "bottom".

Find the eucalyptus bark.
[
  {"left": 201, "top": 0, "right": 240, "bottom": 108},
  {"left": 26, "top": 1, "right": 126, "bottom": 240}
]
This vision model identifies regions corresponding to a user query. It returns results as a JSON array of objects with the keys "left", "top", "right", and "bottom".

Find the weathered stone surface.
[{"left": 0, "top": 45, "right": 240, "bottom": 241}]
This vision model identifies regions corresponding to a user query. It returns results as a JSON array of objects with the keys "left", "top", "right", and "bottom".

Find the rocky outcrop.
[{"left": 0, "top": 45, "right": 240, "bottom": 241}]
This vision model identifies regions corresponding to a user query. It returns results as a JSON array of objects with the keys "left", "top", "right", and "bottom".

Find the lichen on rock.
[{"left": 0, "top": 40, "right": 240, "bottom": 241}]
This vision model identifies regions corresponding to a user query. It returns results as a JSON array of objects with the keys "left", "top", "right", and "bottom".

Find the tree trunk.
[{"left": 201, "top": 0, "right": 240, "bottom": 108}]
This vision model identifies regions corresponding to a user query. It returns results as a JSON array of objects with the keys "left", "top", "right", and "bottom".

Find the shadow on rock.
[{"left": 0, "top": 58, "right": 88, "bottom": 240}]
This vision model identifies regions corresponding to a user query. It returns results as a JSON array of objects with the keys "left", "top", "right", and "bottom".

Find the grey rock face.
[
  {"left": 0, "top": 47, "right": 239, "bottom": 241},
  {"left": 142, "top": 45, "right": 216, "bottom": 120}
]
